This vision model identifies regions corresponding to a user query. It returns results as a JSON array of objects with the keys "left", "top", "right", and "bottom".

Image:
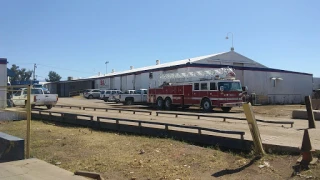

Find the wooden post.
[
  {"left": 26, "top": 85, "right": 31, "bottom": 159},
  {"left": 305, "top": 96, "right": 316, "bottom": 129},
  {"left": 243, "top": 103, "right": 265, "bottom": 155}
]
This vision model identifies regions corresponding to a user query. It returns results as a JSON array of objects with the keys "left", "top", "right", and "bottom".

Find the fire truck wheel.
[
  {"left": 202, "top": 98, "right": 212, "bottom": 112},
  {"left": 165, "top": 98, "right": 172, "bottom": 110},
  {"left": 156, "top": 97, "right": 164, "bottom": 110},
  {"left": 221, "top": 107, "right": 232, "bottom": 112}
]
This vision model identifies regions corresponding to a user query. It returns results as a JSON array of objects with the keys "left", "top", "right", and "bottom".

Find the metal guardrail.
[
  {"left": 97, "top": 116, "right": 245, "bottom": 140},
  {"left": 52, "top": 105, "right": 293, "bottom": 127},
  {"left": 54, "top": 105, "right": 153, "bottom": 115},
  {"left": 54, "top": 105, "right": 82, "bottom": 110},
  {"left": 155, "top": 111, "right": 294, "bottom": 128},
  {"left": 82, "top": 106, "right": 153, "bottom": 115},
  {"left": 36, "top": 110, "right": 94, "bottom": 121},
  {"left": 31, "top": 110, "right": 245, "bottom": 140}
]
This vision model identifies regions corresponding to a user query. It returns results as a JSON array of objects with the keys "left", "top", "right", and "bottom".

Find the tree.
[
  {"left": 19, "top": 68, "right": 33, "bottom": 81},
  {"left": 9, "top": 64, "right": 33, "bottom": 83},
  {"left": 46, "top": 71, "right": 62, "bottom": 82}
]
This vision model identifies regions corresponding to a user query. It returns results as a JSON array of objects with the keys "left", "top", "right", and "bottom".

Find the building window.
[
  {"left": 194, "top": 83, "right": 199, "bottom": 90},
  {"left": 201, "top": 83, "right": 208, "bottom": 90},
  {"left": 210, "top": 82, "right": 216, "bottom": 90}
]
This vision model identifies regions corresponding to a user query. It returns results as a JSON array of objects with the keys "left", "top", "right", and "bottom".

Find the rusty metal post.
[
  {"left": 305, "top": 96, "right": 316, "bottom": 129},
  {"left": 243, "top": 103, "right": 265, "bottom": 155}
]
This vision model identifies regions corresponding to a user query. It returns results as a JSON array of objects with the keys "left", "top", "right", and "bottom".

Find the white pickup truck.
[
  {"left": 12, "top": 88, "right": 58, "bottom": 109},
  {"left": 119, "top": 89, "right": 148, "bottom": 105}
]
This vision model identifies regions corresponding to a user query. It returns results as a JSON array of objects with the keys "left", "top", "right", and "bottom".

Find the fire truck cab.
[{"left": 148, "top": 68, "right": 244, "bottom": 112}]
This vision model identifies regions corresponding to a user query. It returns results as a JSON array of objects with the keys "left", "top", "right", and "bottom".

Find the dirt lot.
[
  {"left": 59, "top": 97, "right": 305, "bottom": 119},
  {"left": 1, "top": 120, "right": 319, "bottom": 180}
]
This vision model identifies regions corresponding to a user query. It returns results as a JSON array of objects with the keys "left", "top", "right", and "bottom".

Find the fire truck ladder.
[{"left": 159, "top": 68, "right": 236, "bottom": 83}]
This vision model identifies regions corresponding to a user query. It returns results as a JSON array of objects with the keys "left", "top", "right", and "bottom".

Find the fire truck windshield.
[{"left": 218, "top": 82, "right": 242, "bottom": 91}]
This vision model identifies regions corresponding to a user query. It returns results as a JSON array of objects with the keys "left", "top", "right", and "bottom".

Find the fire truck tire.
[
  {"left": 156, "top": 97, "right": 164, "bottom": 110},
  {"left": 164, "top": 98, "right": 172, "bottom": 110},
  {"left": 221, "top": 107, "right": 232, "bottom": 112},
  {"left": 201, "top": 98, "right": 212, "bottom": 112}
]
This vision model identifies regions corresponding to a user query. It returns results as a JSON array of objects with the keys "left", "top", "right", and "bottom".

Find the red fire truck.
[{"left": 148, "top": 68, "right": 244, "bottom": 112}]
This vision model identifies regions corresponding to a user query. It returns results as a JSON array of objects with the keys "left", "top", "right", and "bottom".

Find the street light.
[
  {"left": 105, "top": 61, "right": 109, "bottom": 74},
  {"left": 226, "top": 32, "right": 234, "bottom": 51}
]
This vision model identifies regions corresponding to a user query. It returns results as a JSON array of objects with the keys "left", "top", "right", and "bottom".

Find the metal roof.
[{"left": 86, "top": 52, "right": 227, "bottom": 79}]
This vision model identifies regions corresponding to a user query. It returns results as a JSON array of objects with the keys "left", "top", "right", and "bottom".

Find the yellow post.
[
  {"left": 26, "top": 85, "right": 31, "bottom": 158},
  {"left": 243, "top": 103, "right": 265, "bottom": 155}
]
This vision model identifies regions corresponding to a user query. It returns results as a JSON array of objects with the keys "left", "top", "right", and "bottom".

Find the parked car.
[
  {"left": 123, "top": 90, "right": 135, "bottom": 94},
  {"left": 12, "top": 88, "right": 58, "bottom": 109},
  {"left": 33, "top": 84, "right": 50, "bottom": 94},
  {"left": 119, "top": 89, "right": 148, "bottom": 105},
  {"left": 83, "top": 89, "right": 101, "bottom": 99},
  {"left": 100, "top": 89, "right": 122, "bottom": 102}
]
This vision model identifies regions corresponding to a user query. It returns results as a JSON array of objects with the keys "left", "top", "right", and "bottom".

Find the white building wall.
[
  {"left": 95, "top": 78, "right": 110, "bottom": 89},
  {"left": 126, "top": 75, "right": 134, "bottom": 90},
  {"left": 114, "top": 77, "right": 121, "bottom": 90},
  {"left": 0, "top": 61, "right": 7, "bottom": 109},
  {"left": 140, "top": 73, "right": 150, "bottom": 89},
  {"left": 134, "top": 74, "right": 142, "bottom": 90},
  {"left": 313, "top": 77, "right": 320, "bottom": 90},
  {"left": 244, "top": 71, "right": 312, "bottom": 104}
]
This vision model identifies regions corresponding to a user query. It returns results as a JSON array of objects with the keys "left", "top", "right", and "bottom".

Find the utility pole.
[
  {"left": 33, "top": 63, "right": 37, "bottom": 84},
  {"left": 105, "top": 61, "right": 109, "bottom": 74}
]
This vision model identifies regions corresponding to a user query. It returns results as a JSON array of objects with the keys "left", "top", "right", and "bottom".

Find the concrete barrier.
[
  {"left": 0, "top": 110, "right": 26, "bottom": 121},
  {"left": 292, "top": 109, "right": 320, "bottom": 120},
  {"left": 312, "top": 99, "right": 320, "bottom": 110},
  {"left": 31, "top": 111, "right": 302, "bottom": 153},
  {"left": 0, "top": 132, "right": 24, "bottom": 162}
]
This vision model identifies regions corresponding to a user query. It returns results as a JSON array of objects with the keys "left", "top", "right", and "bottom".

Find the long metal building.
[{"left": 46, "top": 50, "right": 313, "bottom": 104}]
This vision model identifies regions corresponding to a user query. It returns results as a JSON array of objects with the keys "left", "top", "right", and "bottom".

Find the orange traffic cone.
[{"left": 297, "top": 129, "right": 318, "bottom": 165}]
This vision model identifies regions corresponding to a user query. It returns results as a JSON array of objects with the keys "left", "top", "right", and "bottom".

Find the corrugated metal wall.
[{"left": 313, "top": 77, "right": 320, "bottom": 90}]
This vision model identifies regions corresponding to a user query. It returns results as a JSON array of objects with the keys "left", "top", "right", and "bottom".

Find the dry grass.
[
  {"left": 231, "top": 105, "right": 305, "bottom": 118},
  {"left": 0, "top": 120, "right": 319, "bottom": 179}
]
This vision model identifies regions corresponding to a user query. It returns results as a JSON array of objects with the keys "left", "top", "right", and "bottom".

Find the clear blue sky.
[{"left": 1, "top": 0, "right": 319, "bottom": 80}]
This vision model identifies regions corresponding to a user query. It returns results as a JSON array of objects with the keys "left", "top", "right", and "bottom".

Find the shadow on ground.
[{"left": 211, "top": 156, "right": 261, "bottom": 178}]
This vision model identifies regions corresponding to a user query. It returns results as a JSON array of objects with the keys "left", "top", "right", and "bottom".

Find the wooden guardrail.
[
  {"left": 155, "top": 111, "right": 294, "bottom": 128},
  {"left": 97, "top": 116, "right": 245, "bottom": 140}
]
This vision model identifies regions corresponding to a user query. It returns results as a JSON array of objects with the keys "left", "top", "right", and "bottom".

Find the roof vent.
[
  {"left": 112, "top": 69, "right": 115, "bottom": 73},
  {"left": 67, "top": 76, "right": 73, "bottom": 81},
  {"left": 156, "top": 60, "right": 160, "bottom": 65},
  {"left": 130, "top": 66, "right": 134, "bottom": 70}
]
